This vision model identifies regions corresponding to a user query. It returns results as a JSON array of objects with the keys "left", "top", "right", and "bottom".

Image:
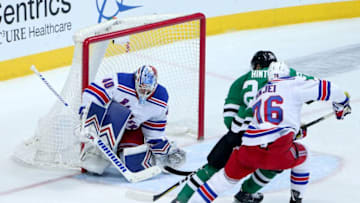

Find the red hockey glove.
[{"left": 332, "top": 93, "right": 351, "bottom": 120}]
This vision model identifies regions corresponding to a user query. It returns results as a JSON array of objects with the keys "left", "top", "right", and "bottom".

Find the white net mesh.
[{"left": 13, "top": 14, "right": 205, "bottom": 169}]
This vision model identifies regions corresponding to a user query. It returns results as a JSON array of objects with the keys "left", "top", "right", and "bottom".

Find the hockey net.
[{"left": 13, "top": 13, "right": 206, "bottom": 169}]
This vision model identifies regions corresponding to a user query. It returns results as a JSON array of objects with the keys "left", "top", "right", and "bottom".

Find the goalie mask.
[{"left": 135, "top": 65, "right": 158, "bottom": 104}]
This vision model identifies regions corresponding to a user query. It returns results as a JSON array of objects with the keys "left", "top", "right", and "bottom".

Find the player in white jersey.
[
  {"left": 79, "top": 65, "right": 186, "bottom": 175},
  {"left": 188, "top": 61, "right": 351, "bottom": 203}
]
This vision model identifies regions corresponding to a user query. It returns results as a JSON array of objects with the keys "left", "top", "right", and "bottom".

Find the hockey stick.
[
  {"left": 160, "top": 113, "right": 335, "bottom": 179},
  {"left": 302, "top": 111, "right": 333, "bottom": 128},
  {"left": 159, "top": 113, "right": 335, "bottom": 178},
  {"left": 93, "top": 136, "right": 161, "bottom": 183},
  {"left": 163, "top": 166, "right": 193, "bottom": 176},
  {"left": 153, "top": 174, "right": 193, "bottom": 201},
  {"left": 31, "top": 65, "right": 162, "bottom": 183},
  {"left": 125, "top": 171, "right": 195, "bottom": 202},
  {"left": 31, "top": 65, "right": 69, "bottom": 106},
  {"left": 127, "top": 111, "right": 338, "bottom": 200}
]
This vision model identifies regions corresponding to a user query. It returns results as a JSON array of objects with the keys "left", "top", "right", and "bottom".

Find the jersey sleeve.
[
  {"left": 81, "top": 74, "right": 117, "bottom": 108},
  {"left": 295, "top": 78, "right": 347, "bottom": 104},
  {"left": 223, "top": 75, "right": 247, "bottom": 129},
  {"left": 230, "top": 106, "right": 253, "bottom": 133}
]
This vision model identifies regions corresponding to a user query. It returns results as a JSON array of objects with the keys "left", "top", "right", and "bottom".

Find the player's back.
[
  {"left": 226, "top": 67, "right": 312, "bottom": 107},
  {"left": 242, "top": 76, "right": 306, "bottom": 146},
  {"left": 225, "top": 68, "right": 269, "bottom": 116}
]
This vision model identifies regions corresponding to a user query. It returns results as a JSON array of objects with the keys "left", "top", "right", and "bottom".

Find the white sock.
[{"left": 189, "top": 169, "right": 239, "bottom": 202}]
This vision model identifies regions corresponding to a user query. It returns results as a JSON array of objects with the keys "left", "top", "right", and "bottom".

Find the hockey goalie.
[{"left": 79, "top": 65, "right": 186, "bottom": 180}]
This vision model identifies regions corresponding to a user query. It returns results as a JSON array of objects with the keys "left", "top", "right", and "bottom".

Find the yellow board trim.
[
  {"left": 0, "top": 46, "right": 74, "bottom": 81},
  {"left": 206, "top": 1, "right": 360, "bottom": 35},
  {"left": 1, "top": 1, "right": 360, "bottom": 81}
]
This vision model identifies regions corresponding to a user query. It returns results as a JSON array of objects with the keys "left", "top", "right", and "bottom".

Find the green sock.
[
  {"left": 241, "top": 169, "right": 280, "bottom": 194},
  {"left": 176, "top": 164, "right": 219, "bottom": 203}
]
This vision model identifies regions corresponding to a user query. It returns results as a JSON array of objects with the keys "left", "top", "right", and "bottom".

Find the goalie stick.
[{"left": 31, "top": 65, "right": 162, "bottom": 183}]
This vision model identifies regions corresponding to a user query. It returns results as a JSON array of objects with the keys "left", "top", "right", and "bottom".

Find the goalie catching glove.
[{"left": 147, "top": 139, "right": 186, "bottom": 170}]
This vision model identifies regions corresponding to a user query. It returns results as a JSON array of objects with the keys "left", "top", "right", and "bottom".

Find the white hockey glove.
[
  {"left": 148, "top": 139, "right": 186, "bottom": 169},
  {"left": 332, "top": 92, "right": 351, "bottom": 120}
]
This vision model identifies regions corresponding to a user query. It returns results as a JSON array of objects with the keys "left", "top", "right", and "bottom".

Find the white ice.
[{"left": 1, "top": 17, "right": 360, "bottom": 203}]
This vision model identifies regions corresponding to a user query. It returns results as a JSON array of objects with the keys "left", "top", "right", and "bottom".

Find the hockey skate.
[
  {"left": 290, "top": 189, "right": 302, "bottom": 203},
  {"left": 234, "top": 190, "right": 264, "bottom": 203}
]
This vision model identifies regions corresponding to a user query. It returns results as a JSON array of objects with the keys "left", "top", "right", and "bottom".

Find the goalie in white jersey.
[
  {"left": 79, "top": 65, "right": 186, "bottom": 176},
  {"left": 188, "top": 61, "right": 351, "bottom": 203}
]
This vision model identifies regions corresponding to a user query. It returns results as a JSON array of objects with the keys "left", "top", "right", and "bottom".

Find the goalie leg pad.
[
  {"left": 80, "top": 144, "right": 111, "bottom": 175},
  {"left": 82, "top": 102, "right": 107, "bottom": 139},
  {"left": 121, "top": 144, "right": 154, "bottom": 172},
  {"left": 80, "top": 101, "right": 131, "bottom": 174},
  {"left": 100, "top": 101, "right": 131, "bottom": 150}
]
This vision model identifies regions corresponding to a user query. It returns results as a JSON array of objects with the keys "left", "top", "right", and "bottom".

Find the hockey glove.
[
  {"left": 295, "top": 125, "right": 307, "bottom": 140},
  {"left": 148, "top": 139, "right": 186, "bottom": 169},
  {"left": 332, "top": 93, "right": 351, "bottom": 120}
]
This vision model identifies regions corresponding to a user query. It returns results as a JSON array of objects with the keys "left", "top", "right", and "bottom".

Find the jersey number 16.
[{"left": 252, "top": 95, "right": 284, "bottom": 125}]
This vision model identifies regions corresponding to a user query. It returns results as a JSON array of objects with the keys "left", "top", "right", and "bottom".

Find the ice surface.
[{"left": 1, "top": 17, "right": 360, "bottom": 202}]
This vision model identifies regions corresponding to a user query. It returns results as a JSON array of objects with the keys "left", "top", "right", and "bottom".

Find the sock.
[
  {"left": 241, "top": 169, "right": 281, "bottom": 193},
  {"left": 190, "top": 168, "right": 238, "bottom": 203},
  {"left": 176, "top": 164, "right": 218, "bottom": 203}
]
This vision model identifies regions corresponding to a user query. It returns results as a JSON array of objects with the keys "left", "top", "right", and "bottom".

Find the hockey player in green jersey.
[{"left": 172, "top": 51, "right": 314, "bottom": 203}]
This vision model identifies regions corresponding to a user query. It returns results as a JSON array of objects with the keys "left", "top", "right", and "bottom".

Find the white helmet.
[
  {"left": 135, "top": 65, "right": 158, "bottom": 104},
  {"left": 267, "top": 61, "right": 290, "bottom": 81}
]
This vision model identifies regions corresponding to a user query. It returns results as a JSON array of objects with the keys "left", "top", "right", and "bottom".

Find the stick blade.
[{"left": 127, "top": 166, "right": 162, "bottom": 183}]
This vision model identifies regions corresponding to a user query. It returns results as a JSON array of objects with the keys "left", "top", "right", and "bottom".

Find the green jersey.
[{"left": 223, "top": 67, "right": 314, "bottom": 132}]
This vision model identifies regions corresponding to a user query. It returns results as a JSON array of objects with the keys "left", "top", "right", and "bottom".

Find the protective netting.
[{"left": 13, "top": 13, "right": 205, "bottom": 169}]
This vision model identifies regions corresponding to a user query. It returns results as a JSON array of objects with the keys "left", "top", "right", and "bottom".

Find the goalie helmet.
[
  {"left": 268, "top": 61, "right": 290, "bottom": 81},
  {"left": 135, "top": 65, "right": 158, "bottom": 104},
  {"left": 251, "top": 50, "right": 277, "bottom": 70}
]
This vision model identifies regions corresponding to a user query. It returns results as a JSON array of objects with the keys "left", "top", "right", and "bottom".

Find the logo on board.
[{"left": 96, "top": 0, "right": 142, "bottom": 23}]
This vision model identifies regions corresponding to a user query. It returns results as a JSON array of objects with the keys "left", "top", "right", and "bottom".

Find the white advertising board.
[{"left": 0, "top": 0, "right": 348, "bottom": 61}]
